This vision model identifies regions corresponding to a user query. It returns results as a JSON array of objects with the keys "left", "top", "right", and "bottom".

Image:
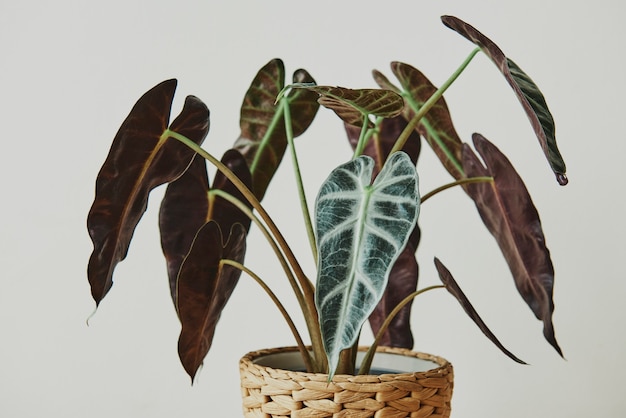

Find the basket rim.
[{"left": 240, "top": 345, "right": 452, "bottom": 380}]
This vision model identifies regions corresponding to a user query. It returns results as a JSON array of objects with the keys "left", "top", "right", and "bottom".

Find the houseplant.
[{"left": 86, "top": 15, "right": 567, "bottom": 416}]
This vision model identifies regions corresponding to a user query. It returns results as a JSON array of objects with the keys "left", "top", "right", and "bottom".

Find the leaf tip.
[{"left": 556, "top": 173, "right": 568, "bottom": 186}]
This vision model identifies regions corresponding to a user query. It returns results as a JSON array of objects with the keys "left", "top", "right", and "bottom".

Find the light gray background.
[{"left": 1, "top": 0, "right": 624, "bottom": 416}]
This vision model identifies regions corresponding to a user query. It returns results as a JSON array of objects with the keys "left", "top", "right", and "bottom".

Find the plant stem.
[
  {"left": 388, "top": 47, "right": 481, "bottom": 160},
  {"left": 420, "top": 176, "right": 493, "bottom": 204},
  {"left": 352, "top": 114, "right": 371, "bottom": 158},
  {"left": 283, "top": 96, "right": 317, "bottom": 264},
  {"left": 220, "top": 259, "right": 314, "bottom": 372},
  {"left": 358, "top": 285, "right": 444, "bottom": 375}
]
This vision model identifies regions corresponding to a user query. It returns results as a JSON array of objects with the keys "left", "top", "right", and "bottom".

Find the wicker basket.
[{"left": 239, "top": 346, "right": 453, "bottom": 418}]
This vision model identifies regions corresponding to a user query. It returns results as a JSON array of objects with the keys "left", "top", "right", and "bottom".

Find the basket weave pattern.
[{"left": 240, "top": 346, "right": 453, "bottom": 418}]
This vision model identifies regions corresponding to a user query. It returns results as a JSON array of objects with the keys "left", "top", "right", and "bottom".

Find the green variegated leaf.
[
  {"left": 441, "top": 15, "right": 568, "bottom": 185},
  {"left": 314, "top": 152, "right": 420, "bottom": 377},
  {"left": 345, "top": 117, "right": 421, "bottom": 348},
  {"left": 304, "top": 86, "right": 404, "bottom": 127}
]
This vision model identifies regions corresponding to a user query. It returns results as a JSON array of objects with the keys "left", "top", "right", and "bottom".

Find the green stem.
[
  {"left": 388, "top": 47, "right": 481, "bottom": 161},
  {"left": 352, "top": 114, "right": 371, "bottom": 158},
  {"left": 283, "top": 96, "right": 317, "bottom": 264},
  {"left": 220, "top": 259, "right": 314, "bottom": 372},
  {"left": 358, "top": 285, "right": 444, "bottom": 375},
  {"left": 420, "top": 176, "right": 493, "bottom": 204}
]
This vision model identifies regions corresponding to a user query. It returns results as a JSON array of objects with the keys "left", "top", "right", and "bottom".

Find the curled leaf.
[
  {"left": 442, "top": 15, "right": 567, "bottom": 184},
  {"left": 304, "top": 86, "right": 404, "bottom": 127},
  {"left": 315, "top": 152, "right": 420, "bottom": 376},
  {"left": 434, "top": 258, "right": 526, "bottom": 364}
]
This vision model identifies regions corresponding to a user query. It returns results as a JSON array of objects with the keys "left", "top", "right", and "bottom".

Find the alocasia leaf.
[
  {"left": 434, "top": 258, "right": 526, "bottom": 364},
  {"left": 441, "top": 15, "right": 568, "bottom": 185},
  {"left": 384, "top": 62, "right": 466, "bottom": 180},
  {"left": 462, "top": 133, "right": 563, "bottom": 356},
  {"left": 315, "top": 152, "right": 420, "bottom": 377},
  {"left": 345, "top": 116, "right": 421, "bottom": 348},
  {"left": 233, "top": 59, "right": 319, "bottom": 199},
  {"left": 304, "top": 86, "right": 404, "bottom": 128},
  {"left": 159, "top": 149, "right": 252, "bottom": 305},
  {"left": 176, "top": 222, "right": 247, "bottom": 381},
  {"left": 87, "top": 79, "right": 209, "bottom": 305}
]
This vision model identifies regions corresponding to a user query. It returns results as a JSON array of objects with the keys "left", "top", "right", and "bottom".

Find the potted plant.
[{"left": 86, "top": 15, "right": 566, "bottom": 417}]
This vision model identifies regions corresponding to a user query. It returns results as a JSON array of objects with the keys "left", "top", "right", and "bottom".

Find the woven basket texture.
[{"left": 240, "top": 346, "right": 453, "bottom": 418}]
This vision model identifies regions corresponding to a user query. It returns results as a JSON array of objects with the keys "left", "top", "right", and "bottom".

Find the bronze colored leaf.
[
  {"left": 442, "top": 15, "right": 568, "bottom": 185},
  {"left": 234, "top": 59, "right": 319, "bottom": 199},
  {"left": 434, "top": 258, "right": 526, "bottom": 364},
  {"left": 462, "top": 133, "right": 563, "bottom": 356},
  {"left": 176, "top": 222, "right": 247, "bottom": 381},
  {"left": 306, "top": 86, "right": 404, "bottom": 127},
  {"left": 87, "top": 80, "right": 209, "bottom": 305},
  {"left": 387, "top": 62, "right": 465, "bottom": 180},
  {"left": 159, "top": 150, "right": 252, "bottom": 305},
  {"left": 345, "top": 116, "right": 421, "bottom": 348}
]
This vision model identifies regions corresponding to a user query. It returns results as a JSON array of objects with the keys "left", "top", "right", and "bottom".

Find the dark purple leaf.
[
  {"left": 442, "top": 15, "right": 568, "bottom": 185},
  {"left": 234, "top": 59, "right": 319, "bottom": 199},
  {"left": 177, "top": 222, "right": 247, "bottom": 381},
  {"left": 87, "top": 80, "right": 209, "bottom": 305},
  {"left": 434, "top": 258, "right": 526, "bottom": 364},
  {"left": 462, "top": 133, "right": 562, "bottom": 356}
]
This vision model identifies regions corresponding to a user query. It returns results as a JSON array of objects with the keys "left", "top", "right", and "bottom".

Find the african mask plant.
[{"left": 87, "top": 16, "right": 567, "bottom": 380}]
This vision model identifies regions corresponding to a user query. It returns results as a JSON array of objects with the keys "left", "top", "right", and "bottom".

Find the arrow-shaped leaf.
[
  {"left": 345, "top": 116, "right": 421, "bottom": 348},
  {"left": 442, "top": 15, "right": 568, "bottom": 185},
  {"left": 462, "top": 133, "right": 563, "bottom": 356},
  {"left": 305, "top": 86, "right": 404, "bottom": 127},
  {"left": 434, "top": 257, "right": 526, "bottom": 364},
  {"left": 233, "top": 59, "right": 319, "bottom": 199},
  {"left": 87, "top": 79, "right": 209, "bottom": 305},
  {"left": 177, "top": 222, "right": 247, "bottom": 381},
  {"left": 315, "top": 152, "right": 420, "bottom": 377}
]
